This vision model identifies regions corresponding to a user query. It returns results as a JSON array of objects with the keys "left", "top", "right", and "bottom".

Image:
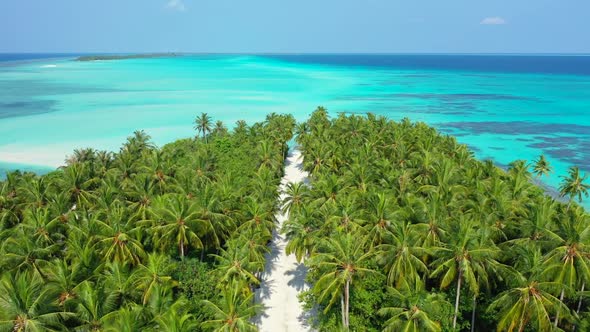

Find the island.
[{"left": 75, "top": 53, "right": 181, "bottom": 61}]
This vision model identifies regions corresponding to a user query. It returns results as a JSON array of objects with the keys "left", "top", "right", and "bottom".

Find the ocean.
[{"left": 0, "top": 53, "right": 589, "bottom": 205}]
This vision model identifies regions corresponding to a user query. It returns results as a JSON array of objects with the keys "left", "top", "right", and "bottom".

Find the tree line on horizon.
[{"left": 284, "top": 107, "right": 590, "bottom": 331}]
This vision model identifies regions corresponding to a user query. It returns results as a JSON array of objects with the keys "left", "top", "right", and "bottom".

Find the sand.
[{"left": 255, "top": 149, "right": 315, "bottom": 332}]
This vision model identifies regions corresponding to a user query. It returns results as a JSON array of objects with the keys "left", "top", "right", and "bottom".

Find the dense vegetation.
[
  {"left": 0, "top": 113, "right": 295, "bottom": 331},
  {"left": 2, "top": 108, "right": 589, "bottom": 331},
  {"left": 285, "top": 109, "right": 590, "bottom": 331}
]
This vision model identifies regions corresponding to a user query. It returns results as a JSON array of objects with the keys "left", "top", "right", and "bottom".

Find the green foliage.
[
  {"left": 286, "top": 110, "right": 590, "bottom": 331},
  {"left": 0, "top": 114, "right": 295, "bottom": 330},
  {"left": 172, "top": 258, "right": 216, "bottom": 317}
]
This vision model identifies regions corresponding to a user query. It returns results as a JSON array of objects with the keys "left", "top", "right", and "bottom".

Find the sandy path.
[{"left": 255, "top": 149, "right": 314, "bottom": 332}]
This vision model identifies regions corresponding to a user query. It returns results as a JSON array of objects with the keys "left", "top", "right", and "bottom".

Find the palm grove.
[
  {"left": 284, "top": 108, "right": 590, "bottom": 331},
  {"left": 1, "top": 109, "right": 589, "bottom": 331},
  {"left": 0, "top": 113, "right": 295, "bottom": 331}
]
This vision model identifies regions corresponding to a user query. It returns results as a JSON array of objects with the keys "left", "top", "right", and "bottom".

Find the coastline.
[
  {"left": 0, "top": 54, "right": 589, "bottom": 209},
  {"left": 0, "top": 136, "right": 581, "bottom": 208}
]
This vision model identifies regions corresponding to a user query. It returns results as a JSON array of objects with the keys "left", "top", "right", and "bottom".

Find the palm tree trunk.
[
  {"left": 201, "top": 248, "right": 205, "bottom": 261},
  {"left": 180, "top": 239, "right": 185, "bottom": 259},
  {"left": 342, "top": 280, "right": 350, "bottom": 330},
  {"left": 341, "top": 295, "right": 346, "bottom": 329},
  {"left": 453, "top": 271, "right": 463, "bottom": 329},
  {"left": 554, "top": 288, "right": 565, "bottom": 327},
  {"left": 577, "top": 282, "right": 586, "bottom": 314},
  {"left": 573, "top": 282, "right": 586, "bottom": 332},
  {"left": 470, "top": 294, "right": 477, "bottom": 332}
]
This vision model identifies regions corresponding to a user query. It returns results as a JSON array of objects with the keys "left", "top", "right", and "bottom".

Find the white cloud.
[
  {"left": 166, "top": 0, "right": 186, "bottom": 11},
  {"left": 480, "top": 17, "right": 507, "bottom": 25}
]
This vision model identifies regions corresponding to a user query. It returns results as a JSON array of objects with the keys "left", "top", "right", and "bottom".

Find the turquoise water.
[{"left": 0, "top": 54, "right": 589, "bottom": 205}]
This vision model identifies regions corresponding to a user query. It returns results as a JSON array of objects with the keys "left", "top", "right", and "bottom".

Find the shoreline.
[{"left": 0, "top": 142, "right": 579, "bottom": 207}]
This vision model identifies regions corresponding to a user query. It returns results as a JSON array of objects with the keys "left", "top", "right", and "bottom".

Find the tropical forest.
[
  {"left": 0, "top": 113, "right": 295, "bottom": 331},
  {"left": 1, "top": 109, "right": 590, "bottom": 332}
]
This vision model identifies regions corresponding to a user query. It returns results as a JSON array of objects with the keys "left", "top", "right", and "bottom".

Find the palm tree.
[
  {"left": 251, "top": 167, "right": 280, "bottom": 202},
  {"left": 74, "top": 280, "right": 119, "bottom": 331},
  {"left": 0, "top": 271, "right": 71, "bottom": 331},
  {"left": 377, "top": 221, "right": 428, "bottom": 290},
  {"left": 281, "top": 182, "right": 309, "bottom": 215},
  {"left": 412, "top": 195, "right": 447, "bottom": 249},
  {"left": 233, "top": 229, "right": 270, "bottom": 270},
  {"left": 194, "top": 184, "right": 228, "bottom": 252},
  {"left": 126, "top": 174, "right": 157, "bottom": 220},
  {"left": 121, "top": 130, "right": 154, "bottom": 157},
  {"left": 17, "top": 176, "right": 52, "bottom": 208},
  {"left": 532, "top": 154, "right": 552, "bottom": 178},
  {"left": 102, "top": 304, "right": 147, "bottom": 332},
  {"left": 152, "top": 298, "right": 199, "bottom": 332},
  {"left": 378, "top": 287, "right": 452, "bottom": 332},
  {"left": 66, "top": 147, "right": 97, "bottom": 166},
  {"left": 56, "top": 163, "right": 95, "bottom": 208},
  {"left": 238, "top": 198, "right": 275, "bottom": 241},
  {"left": 194, "top": 113, "right": 212, "bottom": 141},
  {"left": 308, "top": 106, "right": 330, "bottom": 134},
  {"left": 0, "top": 234, "right": 57, "bottom": 278},
  {"left": 488, "top": 276, "right": 569, "bottom": 332},
  {"left": 140, "top": 150, "right": 173, "bottom": 194},
  {"left": 505, "top": 196, "right": 557, "bottom": 250},
  {"left": 212, "top": 120, "right": 228, "bottom": 137},
  {"left": 101, "top": 262, "right": 139, "bottom": 307},
  {"left": 150, "top": 194, "right": 210, "bottom": 259},
  {"left": 321, "top": 198, "right": 364, "bottom": 234},
  {"left": 95, "top": 207, "right": 146, "bottom": 266},
  {"left": 309, "top": 231, "right": 376, "bottom": 330},
  {"left": 211, "top": 245, "right": 262, "bottom": 289},
  {"left": 283, "top": 211, "right": 318, "bottom": 263},
  {"left": 542, "top": 206, "right": 590, "bottom": 327},
  {"left": 257, "top": 140, "right": 281, "bottom": 171},
  {"left": 132, "top": 253, "right": 177, "bottom": 305},
  {"left": 233, "top": 120, "right": 248, "bottom": 138},
  {"left": 43, "top": 259, "right": 86, "bottom": 308},
  {"left": 201, "top": 282, "right": 260, "bottom": 332},
  {"left": 364, "top": 193, "right": 400, "bottom": 248},
  {"left": 18, "top": 207, "right": 63, "bottom": 247},
  {"left": 559, "top": 166, "right": 590, "bottom": 207},
  {"left": 430, "top": 219, "right": 501, "bottom": 330}
]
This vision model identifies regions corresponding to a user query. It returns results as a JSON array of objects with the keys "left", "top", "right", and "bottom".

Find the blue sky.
[{"left": 1, "top": 0, "right": 588, "bottom": 53}]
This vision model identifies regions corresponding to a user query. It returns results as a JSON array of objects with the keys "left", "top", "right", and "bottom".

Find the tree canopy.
[
  {"left": 286, "top": 109, "right": 590, "bottom": 331},
  {"left": 0, "top": 113, "right": 295, "bottom": 331}
]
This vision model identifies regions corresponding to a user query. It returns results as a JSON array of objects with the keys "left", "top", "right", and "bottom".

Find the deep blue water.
[
  {"left": 268, "top": 54, "right": 590, "bottom": 75},
  {"left": 3, "top": 53, "right": 589, "bottom": 75}
]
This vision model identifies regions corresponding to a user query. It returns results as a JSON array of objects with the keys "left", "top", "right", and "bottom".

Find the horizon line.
[{"left": 2, "top": 52, "right": 590, "bottom": 56}]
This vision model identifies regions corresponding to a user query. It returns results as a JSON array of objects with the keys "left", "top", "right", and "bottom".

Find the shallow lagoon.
[{"left": 0, "top": 54, "right": 589, "bottom": 205}]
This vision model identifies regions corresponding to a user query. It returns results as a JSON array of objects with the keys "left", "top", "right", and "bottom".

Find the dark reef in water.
[{"left": 75, "top": 53, "right": 181, "bottom": 61}]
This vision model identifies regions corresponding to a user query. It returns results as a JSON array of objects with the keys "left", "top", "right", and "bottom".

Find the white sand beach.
[{"left": 255, "top": 149, "right": 315, "bottom": 332}]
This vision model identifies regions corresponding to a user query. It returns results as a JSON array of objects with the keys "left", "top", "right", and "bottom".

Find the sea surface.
[{"left": 1, "top": 53, "right": 589, "bottom": 205}]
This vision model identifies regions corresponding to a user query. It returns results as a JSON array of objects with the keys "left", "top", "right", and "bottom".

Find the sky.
[{"left": 1, "top": 0, "right": 589, "bottom": 53}]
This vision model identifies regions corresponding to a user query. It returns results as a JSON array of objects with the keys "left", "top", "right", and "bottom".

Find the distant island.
[{"left": 75, "top": 53, "right": 181, "bottom": 61}]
